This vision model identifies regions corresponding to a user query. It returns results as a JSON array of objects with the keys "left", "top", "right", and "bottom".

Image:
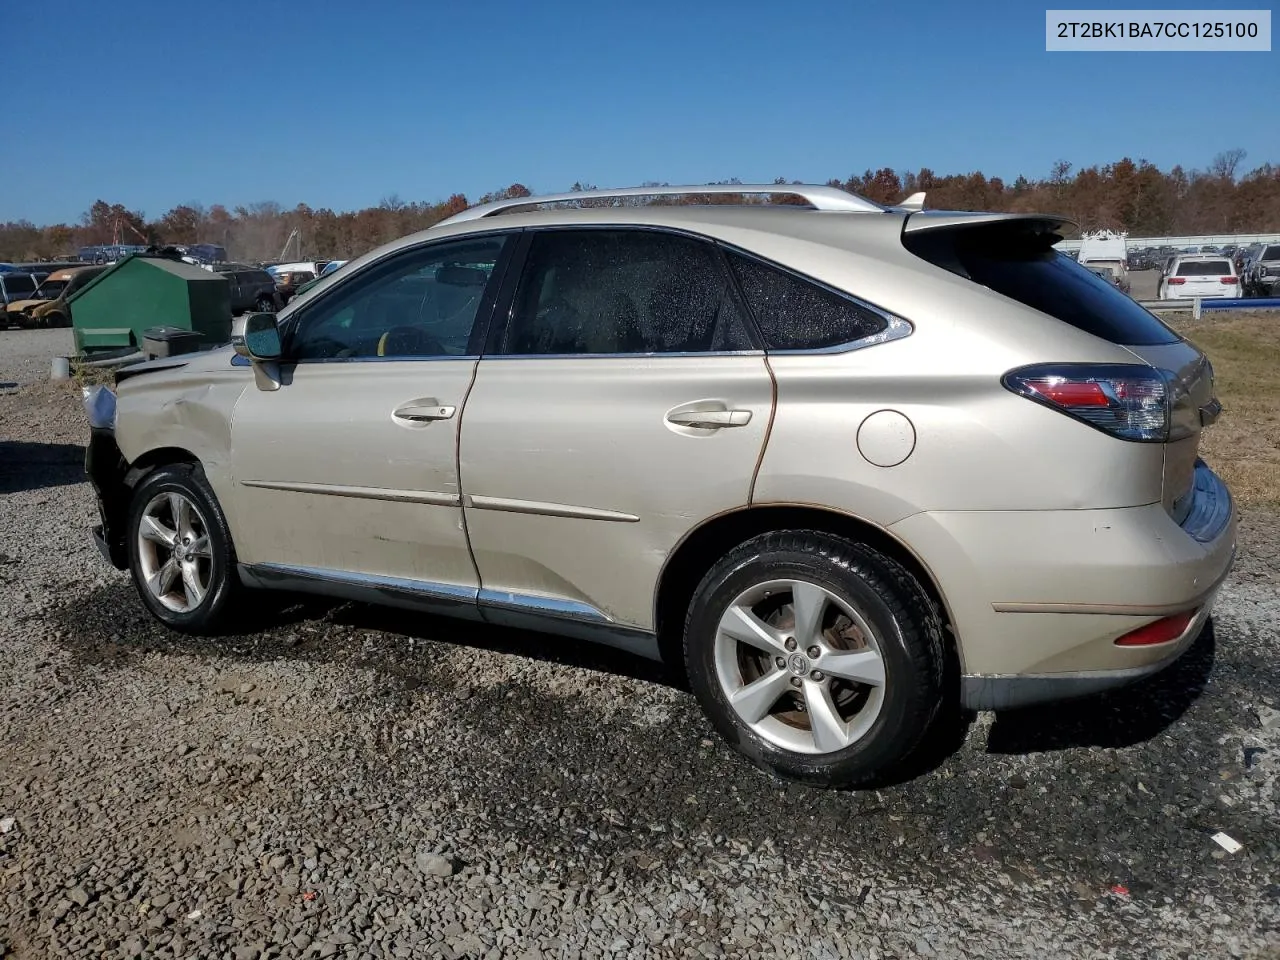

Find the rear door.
[{"left": 458, "top": 228, "right": 773, "bottom": 633}]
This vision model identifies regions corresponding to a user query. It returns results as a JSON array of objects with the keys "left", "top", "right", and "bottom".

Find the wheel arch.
[
  {"left": 90, "top": 439, "right": 203, "bottom": 570},
  {"left": 654, "top": 504, "right": 959, "bottom": 674}
]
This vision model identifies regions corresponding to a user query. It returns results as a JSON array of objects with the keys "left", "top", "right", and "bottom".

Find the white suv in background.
[{"left": 1158, "top": 254, "right": 1241, "bottom": 300}]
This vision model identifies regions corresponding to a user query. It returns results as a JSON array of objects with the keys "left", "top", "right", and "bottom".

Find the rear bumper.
[
  {"left": 891, "top": 461, "right": 1236, "bottom": 703},
  {"left": 959, "top": 582, "right": 1220, "bottom": 710}
]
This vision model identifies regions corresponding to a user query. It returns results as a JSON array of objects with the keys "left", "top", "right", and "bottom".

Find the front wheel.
[
  {"left": 684, "top": 531, "right": 945, "bottom": 788},
  {"left": 255, "top": 296, "right": 277, "bottom": 313},
  {"left": 127, "top": 464, "right": 241, "bottom": 633}
]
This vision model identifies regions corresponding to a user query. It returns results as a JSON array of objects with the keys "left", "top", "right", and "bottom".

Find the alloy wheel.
[
  {"left": 714, "top": 578, "right": 887, "bottom": 755},
  {"left": 136, "top": 491, "right": 214, "bottom": 613}
]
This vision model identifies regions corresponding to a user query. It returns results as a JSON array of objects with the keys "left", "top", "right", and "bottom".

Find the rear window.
[
  {"left": 1262, "top": 246, "right": 1280, "bottom": 261},
  {"left": 728, "top": 254, "right": 888, "bottom": 350},
  {"left": 904, "top": 223, "right": 1179, "bottom": 346},
  {"left": 1176, "top": 261, "right": 1232, "bottom": 276}
]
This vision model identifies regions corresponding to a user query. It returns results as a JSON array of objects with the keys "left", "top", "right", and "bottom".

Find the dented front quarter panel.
[{"left": 113, "top": 347, "right": 252, "bottom": 525}]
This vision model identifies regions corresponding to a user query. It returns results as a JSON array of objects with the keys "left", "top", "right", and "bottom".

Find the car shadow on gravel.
[
  {"left": 48, "top": 582, "right": 679, "bottom": 690},
  {"left": 0, "top": 440, "right": 86, "bottom": 494},
  {"left": 985, "top": 619, "right": 1217, "bottom": 754}
]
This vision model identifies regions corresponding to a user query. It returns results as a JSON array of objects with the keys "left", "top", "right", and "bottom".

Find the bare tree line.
[{"left": 1, "top": 151, "right": 1277, "bottom": 263}]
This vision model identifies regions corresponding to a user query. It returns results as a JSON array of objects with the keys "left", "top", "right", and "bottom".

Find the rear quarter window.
[
  {"left": 905, "top": 224, "right": 1180, "bottom": 346},
  {"left": 728, "top": 253, "right": 889, "bottom": 351}
]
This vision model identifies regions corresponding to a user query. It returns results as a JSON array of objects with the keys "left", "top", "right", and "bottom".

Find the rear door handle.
[
  {"left": 393, "top": 400, "right": 456, "bottom": 422},
  {"left": 666, "top": 409, "right": 752, "bottom": 429}
]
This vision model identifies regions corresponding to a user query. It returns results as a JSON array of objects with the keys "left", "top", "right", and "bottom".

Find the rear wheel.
[
  {"left": 684, "top": 531, "right": 945, "bottom": 787},
  {"left": 44, "top": 312, "right": 69, "bottom": 328},
  {"left": 255, "top": 296, "right": 276, "bottom": 313},
  {"left": 127, "top": 464, "right": 241, "bottom": 633}
]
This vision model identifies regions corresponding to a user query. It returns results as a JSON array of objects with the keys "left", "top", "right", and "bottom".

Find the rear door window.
[
  {"left": 500, "top": 229, "right": 753, "bottom": 355},
  {"left": 1176, "top": 261, "right": 1232, "bottom": 276},
  {"left": 905, "top": 225, "right": 1180, "bottom": 346}
]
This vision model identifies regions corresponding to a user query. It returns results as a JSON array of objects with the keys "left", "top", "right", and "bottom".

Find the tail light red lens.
[
  {"left": 1002, "top": 363, "right": 1183, "bottom": 442},
  {"left": 1168, "top": 277, "right": 1187, "bottom": 285},
  {"left": 1220, "top": 277, "right": 1237, "bottom": 284},
  {"left": 1114, "top": 611, "right": 1195, "bottom": 646}
]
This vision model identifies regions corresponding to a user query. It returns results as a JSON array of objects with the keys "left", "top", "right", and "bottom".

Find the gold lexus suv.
[{"left": 84, "top": 184, "right": 1236, "bottom": 786}]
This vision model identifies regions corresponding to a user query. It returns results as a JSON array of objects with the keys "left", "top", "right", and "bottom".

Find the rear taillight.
[
  {"left": 1168, "top": 277, "right": 1186, "bottom": 285},
  {"left": 1002, "top": 363, "right": 1194, "bottom": 442},
  {"left": 1114, "top": 611, "right": 1195, "bottom": 646},
  {"left": 1220, "top": 276, "right": 1237, "bottom": 284}
]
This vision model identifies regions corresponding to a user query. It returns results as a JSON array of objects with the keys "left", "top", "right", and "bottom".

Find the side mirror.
[{"left": 233, "top": 312, "right": 283, "bottom": 361}]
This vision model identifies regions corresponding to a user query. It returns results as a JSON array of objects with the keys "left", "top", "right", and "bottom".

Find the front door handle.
[
  {"left": 666, "top": 409, "right": 752, "bottom": 429},
  {"left": 393, "top": 400, "right": 456, "bottom": 422}
]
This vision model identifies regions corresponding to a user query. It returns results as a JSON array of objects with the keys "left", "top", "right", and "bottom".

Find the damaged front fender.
[{"left": 85, "top": 423, "right": 131, "bottom": 570}]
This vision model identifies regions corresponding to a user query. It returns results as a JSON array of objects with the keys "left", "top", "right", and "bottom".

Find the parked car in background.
[
  {"left": 1234, "top": 245, "right": 1256, "bottom": 277},
  {"left": 1087, "top": 265, "right": 1129, "bottom": 293},
  {"left": 0, "top": 272, "right": 41, "bottom": 316},
  {"left": 5, "top": 269, "right": 73, "bottom": 323},
  {"left": 1243, "top": 244, "right": 1280, "bottom": 298},
  {"left": 1077, "top": 230, "right": 1130, "bottom": 293},
  {"left": 213, "top": 264, "right": 283, "bottom": 313},
  {"left": 83, "top": 183, "right": 1233, "bottom": 788},
  {"left": 291, "top": 260, "right": 352, "bottom": 298},
  {"left": 15, "top": 265, "right": 108, "bottom": 327},
  {"left": 1087, "top": 260, "right": 1131, "bottom": 293},
  {"left": 1158, "top": 255, "right": 1240, "bottom": 299},
  {"left": 267, "top": 262, "right": 319, "bottom": 305}
]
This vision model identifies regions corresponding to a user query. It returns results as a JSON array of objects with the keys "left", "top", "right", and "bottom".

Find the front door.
[
  {"left": 229, "top": 233, "right": 512, "bottom": 599},
  {"left": 459, "top": 228, "right": 774, "bottom": 632}
]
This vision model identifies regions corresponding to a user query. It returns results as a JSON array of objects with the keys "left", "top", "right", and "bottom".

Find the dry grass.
[{"left": 1171, "top": 310, "right": 1280, "bottom": 509}]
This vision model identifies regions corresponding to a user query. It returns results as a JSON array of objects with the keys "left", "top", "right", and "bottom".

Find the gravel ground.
[{"left": 2, "top": 327, "right": 1278, "bottom": 960}]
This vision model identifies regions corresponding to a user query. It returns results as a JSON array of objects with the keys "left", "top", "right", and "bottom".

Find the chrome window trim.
[
  {"left": 764, "top": 313, "right": 914, "bottom": 356},
  {"left": 481, "top": 349, "right": 766, "bottom": 361},
  {"left": 232, "top": 353, "right": 479, "bottom": 367}
]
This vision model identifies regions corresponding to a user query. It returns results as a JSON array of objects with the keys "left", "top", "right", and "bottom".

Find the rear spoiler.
[
  {"left": 900, "top": 212, "right": 1079, "bottom": 274},
  {"left": 902, "top": 211, "right": 1076, "bottom": 238}
]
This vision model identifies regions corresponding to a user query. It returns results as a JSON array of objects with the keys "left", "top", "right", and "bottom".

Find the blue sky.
[{"left": 3, "top": 0, "right": 1276, "bottom": 224}]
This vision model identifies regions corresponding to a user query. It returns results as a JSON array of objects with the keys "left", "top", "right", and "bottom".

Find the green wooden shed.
[{"left": 66, "top": 254, "right": 232, "bottom": 355}]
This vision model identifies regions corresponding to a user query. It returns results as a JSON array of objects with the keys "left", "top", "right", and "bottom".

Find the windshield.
[
  {"left": 2, "top": 275, "right": 37, "bottom": 294},
  {"left": 32, "top": 279, "right": 67, "bottom": 299}
]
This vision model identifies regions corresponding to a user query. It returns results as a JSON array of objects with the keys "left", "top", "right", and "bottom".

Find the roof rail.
[{"left": 438, "top": 183, "right": 886, "bottom": 225}]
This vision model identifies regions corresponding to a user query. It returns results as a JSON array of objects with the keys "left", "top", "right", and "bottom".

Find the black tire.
[
  {"left": 255, "top": 296, "right": 276, "bottom": 313},
  {"left": 684, "top": 531, "right": 945, "bottom": 788},
  {"left": 126, "top": 464, "right": 241, "bottom": 634}
]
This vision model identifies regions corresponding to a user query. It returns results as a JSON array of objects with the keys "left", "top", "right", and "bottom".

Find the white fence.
[{"left": 1056, "top": 233, "right": 1280, "bottom": 252}]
